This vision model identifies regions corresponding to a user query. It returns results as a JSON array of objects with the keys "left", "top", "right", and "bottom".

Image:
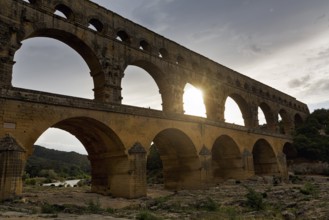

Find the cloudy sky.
[{"left": 15, "top": 0, "right": 329, "bottom": 154}]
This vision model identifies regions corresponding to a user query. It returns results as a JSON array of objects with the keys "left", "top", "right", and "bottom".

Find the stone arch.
[
  {"left": 88, "top": 18, "right": 104, "bottom": 32},
  {"left": 159, "top": 48, "right": 169, "bottom": 59},
  {"left": 54, "top": 3, "right": 74, "bottom": 20},
  {"left": 294, "top": 113, "right": 304, "bottom": 128},
  {"left": 278, "top": 109, "right": 293, "bottom": 134},
  {"left": 152, "top": 128, "right": 201, "bottom": 190},
  {"left": 14, "top": 28, "right": 104, "bottom": 100},
  {"left": 183, "top": 82, "right": 206, "bottom": 117},
  {"left": 116, "top": 30, "right": 131, "bottom": 44},
  {"left": 211, "top": 135, "right": 243, "bottom": 180},
  {"left": 32, "top": 117, "right": 128, "bottom": 196},
  {"left": 283, "top": 142, "right": 298, "bottom": 166},
  {"left": 124, "top": 60, "right": 168, "bottom": 110},
  {"left": 258, "top": 102, "right": 276, "bottom": 130},
  {"left": 252, "top": 139, "right": 280, "bottom": 176},
  {"left": 224, "top": 93, "right": 251, "bottom": 127},
  {"left": 139, "top": 39, "right": 151, "bottom": 52}
]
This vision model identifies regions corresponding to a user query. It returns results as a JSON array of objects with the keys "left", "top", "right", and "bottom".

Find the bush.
[
  {"left": 136, "top": 211, "right": 162, "bottom": 220},
  {"left": 86, "top": 199, "right": 102, "bottom": 213},
  {"left": 244, "top": 186, "right": 265, "bottom": 210},
  {"left": 300, "top": 182, "right": 319, "bottom": 197},
  {"left": 194, "top": 197, "right": 218, "bottom": 211},
  {"left": 24, "top": 178, "right": 36, "bottom": 185}
]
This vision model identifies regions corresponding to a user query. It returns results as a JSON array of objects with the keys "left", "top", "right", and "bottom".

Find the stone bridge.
[{"left": 0, "top": 0, "right": 309, "bottom": 200}]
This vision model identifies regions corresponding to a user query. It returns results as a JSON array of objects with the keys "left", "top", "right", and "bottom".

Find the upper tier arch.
[{"left": 0, "top": 0, "right": 309, "bottom": 135}]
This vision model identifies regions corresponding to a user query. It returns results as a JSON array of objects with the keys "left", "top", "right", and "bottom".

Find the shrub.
[
  {"left": 195, "top": 197, "right": 218, "bottom": 211},
  {"left": 300, "top": 182, "right": 319, "bottom": 197},
  {"left": 86, "top": 199, "right": 102, "bottom": 213},
  {"left": 136, "top": 211, "right": 161, "bottom": 220},
  {"left": 244, "top": 186, "right": 265, "bottom": 210}
]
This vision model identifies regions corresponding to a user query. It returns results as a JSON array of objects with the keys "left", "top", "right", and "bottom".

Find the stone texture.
[{"left": 0, "top": 0, "right": 309, "bottom": 201}]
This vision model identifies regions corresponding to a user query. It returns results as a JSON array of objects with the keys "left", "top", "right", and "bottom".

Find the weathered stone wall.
[{"left": 0, "top": 0, "right": 309, "bottom": 201}]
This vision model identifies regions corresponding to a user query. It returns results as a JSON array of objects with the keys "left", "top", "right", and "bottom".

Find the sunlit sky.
[{"left": 15, "top": 0, "right": 329, "bottom": 154}]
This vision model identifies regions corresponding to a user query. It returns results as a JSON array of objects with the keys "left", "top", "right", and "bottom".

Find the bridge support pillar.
[
  {"left": 161, "top": 85, "right": 184, "bottom": 114},
  {"left": 162, "top": 156, "right": 202, "bottom": 190},
  {"left": 127, "top": 142, "right": 147, "bottom": 198},
  {"left": 199, "top": 146, "right": 212, "bottom": 187},
  {"left": 89, "top": 142, "right": 147, "bottom": 199},
  {"left": 0, "top": 135, "right": 26, "bottom": 201},
  {"left": 242, "top": 150, "right": 255, "bottom": 178},
  {"left": 277, "top": 153, "right": 288, "bottom": 180}
]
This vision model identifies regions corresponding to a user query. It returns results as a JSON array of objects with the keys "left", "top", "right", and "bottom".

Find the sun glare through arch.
[{"left": 183, "top": 83, "right": 206, "bottom": 117}]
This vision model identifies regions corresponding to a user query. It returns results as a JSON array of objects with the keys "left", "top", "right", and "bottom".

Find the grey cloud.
[{"left": 288, "top": 75, "right": 311, "bottom": 88}]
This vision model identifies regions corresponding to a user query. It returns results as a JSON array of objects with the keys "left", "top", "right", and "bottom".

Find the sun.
[{"left": 183, "top": 84, "right": 206, "bottom": 117}]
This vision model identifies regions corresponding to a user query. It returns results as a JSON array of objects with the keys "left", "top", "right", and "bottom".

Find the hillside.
[{"left": 25, "top": 145, "right": 90, "bottom": 179}]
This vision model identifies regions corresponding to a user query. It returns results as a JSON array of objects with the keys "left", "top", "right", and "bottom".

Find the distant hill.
[{"left": 25, "top": 145, "right": 90, "bottom": 179}]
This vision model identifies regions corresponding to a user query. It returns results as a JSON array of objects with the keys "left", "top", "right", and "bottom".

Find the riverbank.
[{"left": 1, "top": 175, "right": 329, "bottom": 219}]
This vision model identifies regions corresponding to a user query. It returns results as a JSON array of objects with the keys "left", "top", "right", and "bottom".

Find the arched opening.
[
  {"left": 283, "top": 142, "right": 298, "bottom": 168},
  {"left": 252, "top": 139, "right": 280, "bottom": 176},
  {"left": 32, "top": 117, "right": 127, "bottom": 196},
  {"left": 224, "top": 96, "right": 245, "bottom": 126},
  {"left": 13, "top": 37, "right": 94, "bottom": 99},
  {"left": 26, "top": 128, "right": 89, "bottom": 184},
  {"left": 121, "top": 65, "right": 162, "bottom": 110},
  {"left": 278, "top": 109, "right": 292, "bottom": 134},
  {"left": 258, "top": 103, "right": 275, "bottom": 131},
  {"left": 183, "top": 83, "right": 206, "bottom": 117},
  {"left": 159, "top": 48, "right": 169, "bottom": 59},
  {"left": 176, "top": 56, "right": 185, "bottom": 65},
  {"left": 54, "top": 4, "right": 73, "bottom": 20},
  {"left": 146, "top": 143, "right": 163, "bottom": 185},
  {"left": 116, "top": 30, "right": 130, "bottom": 44},
  {"left": 294, "top": 113, "right": 303, "bottom": 129},
  {"left": 152, "top": 128, "right": 200, "bottom": 190},
  {"left": 88, "top": 18, "right": 103, "bottom": 32},
  {"left": 139, "top": 40, "right": 151, "bottom": 52},
  {"left": 258, "top": 107, "right": 267, "bottom": 128},
  {"left": 35, "top": 128, "right": 87, "bottom": 155},
  {"left": 212, "top": 135, "right": 243, "bottom": 181}
]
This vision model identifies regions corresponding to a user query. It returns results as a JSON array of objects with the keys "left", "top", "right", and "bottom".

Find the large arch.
[
  {"left": 13, "top": 28, "right": 104, "bottom": 100},
  {"left": 152, "top": 128, "right": 201, "bottom": 190},
  {"left": 45, "top": 117, "right": 128, "bottom": 196},
  {"left": 13, "top": 37, "right": 93, "bottom": 99},
  {"left": 121, "top": 64, "right": 162, "bottom": 110},
  {"left": 278, "top": 109, "right": 293, "bottom": 134},
  {"left": 211, "top": 135, "right": 243, "bottom": 181},
  {"left": 252, "top": 139, "right": 280, "bottom": 176},
  {"left": 294, "top": 113, "right": 304, "bottom": 129},
  {"left": 183, "top": 83, "right": 206, "bottom": 117},
  {"left": 123, "top": 60, "right": 167, "bottom": 110},
  {"left": 258, "top": 102, "right": 276, "bottom": 131},
  {"left": 224, "top": 94, "right": 251, "bottom": 126},
  {"left": 283, "top": 142, "right": 298, "bottom": 167}
]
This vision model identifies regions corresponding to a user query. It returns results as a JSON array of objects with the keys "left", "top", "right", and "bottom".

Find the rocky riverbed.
[{"left": 1, "top": 175, "right": 329, "bottom": 219}]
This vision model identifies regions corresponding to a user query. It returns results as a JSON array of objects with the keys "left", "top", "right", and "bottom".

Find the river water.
[{"left": 42, "top": 179, "right": 80, "bottom": 187}]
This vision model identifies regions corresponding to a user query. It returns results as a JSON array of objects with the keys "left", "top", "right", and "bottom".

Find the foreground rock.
[{"left": 1, "top": 175, "right": 329, "bottom": 219}]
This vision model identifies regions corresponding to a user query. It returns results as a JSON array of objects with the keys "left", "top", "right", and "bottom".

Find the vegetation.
[
  {"left": 293, "top": 108, "right": 329, "bottom": 162},
  {"left": 25, "top": 145, "right": 90, "bottom": 181},
  {"left": 244, "top": 186, "right": 265, "bottom": 211}
]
